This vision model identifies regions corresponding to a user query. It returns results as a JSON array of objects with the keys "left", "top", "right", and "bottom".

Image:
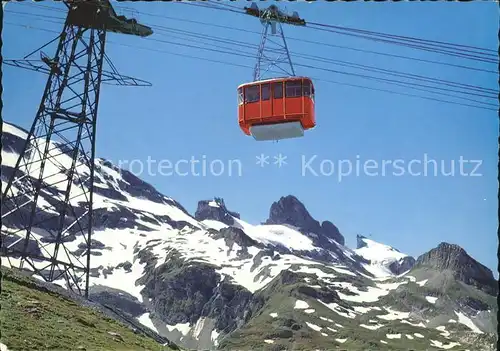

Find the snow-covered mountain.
[
  {"left": 355, "top": 235, "right": 416, "bottom": 277},
  {"left": 1, "top": 121, "right": 497, "bottom": 350}
]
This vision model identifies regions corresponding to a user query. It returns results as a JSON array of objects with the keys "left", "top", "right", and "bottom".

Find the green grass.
[
  {"left": 217, "top": 270, "right": 495, "bottom": 351},
  {"left": 1, "top": 267, "right": 174, "bottom": 351}
]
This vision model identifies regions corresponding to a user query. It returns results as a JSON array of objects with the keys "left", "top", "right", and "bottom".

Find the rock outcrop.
[
  {"left": 265, "top": 195, "right": 345, "bottom": 245},
  {"left": 195, "top": 198, "right": 240, "bottom": 226},
  {"left": 416, "top": 242, "right": 497, "bottom": 295}
]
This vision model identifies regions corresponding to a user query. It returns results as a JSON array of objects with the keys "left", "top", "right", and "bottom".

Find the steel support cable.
[
  {"left": 307, "top": 22, "right": 497, "bottom": 56},
  {"left": 138, "top": 35, "right": 497, "bottom": 101},
  {"left": 6, "top": 16, "right": 498, "bottom": 110},
  {"left": 14, "top": 1, "right": 497, "bottom": 61},
  {"left": 306, "top": 25, "right": 498, "bottom": 64},
  {"left": 204, "top": 0, "right": 244, "bottom": 12},
  {"left": 150, "top": 24, "right": 498, "bottom": 97},
  {"left": 172, "top": 0, "right": 498, "bottom": 62},
  {"left": 79, "top": 33, "right": 500, "bottom": 111},
  {"left": 161, "top": 29, "right": 497, "bottom": 107},
  {"left": 164, "top": 41, "right": 498, "bottom": 103},
  {"left": 10, "top": 9, "right": 496, "bottom": 99},
  {"left": 4, "top": 20, "right": 497, "bottom": 111},
  {"left": 6, "top": 20, "right": 497, "bottom": 112},
  {"left": 190, "top": 0, "right": 496, "bottom": 56},
  {"left": 152, "top": 17, "right": 500, "bottom": 73},
  {"left": 145, "top": 13, "right": 499, "bottom": 73},
  {"left": 175, "top": 0, "right": 243, "bottom": 14},
  {"left": 144, "top": 25, "right": 498, "bottom": 99},
  {"left": 182, "top": 0, "right": 497, "bottom": 58},
  {"left": 14, "top": 1, "right": 498, "bottom": 74}
]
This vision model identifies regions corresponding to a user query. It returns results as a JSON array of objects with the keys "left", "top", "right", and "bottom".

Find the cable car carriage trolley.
[{"left": 238, "top": 4, "right": 316, "bottom": 141}]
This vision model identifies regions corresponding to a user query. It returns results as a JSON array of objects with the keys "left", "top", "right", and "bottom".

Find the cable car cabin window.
[
  {"left": 303, "top": 81, "right": 314, "bottom": 101},
  {"left": 245, "top": 85, "right": 260, "bottom": 103},
  {"left": 261, "top": 83, "right": 271, "bottom": 101},
  {"left": 303, "top": 81, "right": 311, "bottom": 97},
  {"left": 237, "top": 88, "right": 244, "bottom": 105},
  {"left": 273, "top": 82, "right": 283, "bottom": 99},
  {"left": 285, "top": 80, "right": 302, "bottom": 98}
]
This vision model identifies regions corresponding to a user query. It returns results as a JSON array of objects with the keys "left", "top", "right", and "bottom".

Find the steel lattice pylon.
[
  {"left": 1, "top": 0, "right": 152, "bottom": 297},
  {"left": 246, "top": 4, "right": 306, "bottom": 81}
]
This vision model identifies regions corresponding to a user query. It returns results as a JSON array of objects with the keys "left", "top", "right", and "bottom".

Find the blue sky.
[{"left": 3, "top": 2, "right": 498, "bottom": 274}]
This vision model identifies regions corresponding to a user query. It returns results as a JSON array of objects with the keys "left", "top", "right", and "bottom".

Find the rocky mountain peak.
[
  {"left": 320, "top": 221, "right": 343, "bottom": 244},
  {"left": 265, "top": 195, "right": 317, "bottom": 228},
  {"left": 194, "top": 197, "right": 240, "bottom": 226},
  {"left": 416, "top": 242, "right": 497, "bottom": 295},
  {"left": 265, "top": 195, "right": 345, "bottom": 246},
  {"left": 356, "top": 234, "right": 368, "bottom": 249}
]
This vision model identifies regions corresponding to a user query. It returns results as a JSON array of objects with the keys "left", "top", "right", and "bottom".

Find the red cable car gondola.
[
  {"left": 238, "top": 4, "right": 315, "bottom": 141},
  {"left": 238, "top": 76, "right": 316, "bottom": 141}
]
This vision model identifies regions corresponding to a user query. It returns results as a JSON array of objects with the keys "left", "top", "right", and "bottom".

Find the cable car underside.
[{"left": 250, "top": 121, "right": 304, "bottom": 141}]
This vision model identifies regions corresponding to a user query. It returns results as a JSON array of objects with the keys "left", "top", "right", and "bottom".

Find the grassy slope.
[
  {"left": 1, "top": 267, "right": 173, "bottom": 351},
  {"left": 218, "top": 270, "right": 496, "bottom": 351},
  {"left": 219, "top": 295, "right": 451, "bottom": 350}
]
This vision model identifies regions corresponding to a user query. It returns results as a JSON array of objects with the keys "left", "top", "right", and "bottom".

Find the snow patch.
[
  {"left": 401, "top": 319, "right": 426, "bottom": 328},
  {"left": 4, "top": 122, "right": 29, "bottom": 139},
  {"left": 306, "top": 322, "right": 322, "bottom": 331},
  {"left": 193, "top": 317, "right": 206, "bottom": 340},
  {"left": 233, "top": 219, "right": 317, "bottom": 251},
  {"left": 354, "top": 237, "right": 409, "bottom": 278},
  {"left": 166, "top": 322, "right": 191, "bottom": 336},
  {"left": 294, "top": 300, "right": 310, "bottom": 309},
  {"left": 436, "top": 326, "right": 450, "bottom": 338},
  {"left": 416, "top": 279, "right": 428, "bottom": 286},
  {"left": 360, "top": 323, "right": 383, "bottom": 330},
  {"left": 211, "top": 329, "right": 220, "bottom": 346},
  {"left": 137, "top": 313, "right": 158, "bottom": 333},
  {"left": 386, "top": 333, "right": 401, "bottom": 339},
  {"left": 318, "top": 300, "right": 356, "bottom": 319},
  {"left": 405, "top": 275, "right": 417, "bottom": 282},
  {"left": 454, "top": 311, "right": 483, "bottom": 334},
  {"left": 332, "top": 266, "right": 357, "bottom": 276},
  {"left": 430, "top": 340, "right": 461, "bottom": 349},
  {"left": 426, "top": 296, "right": 438, "bottom": 304},
  {"left": 201, "top": 219, "right": 228, "bottom": 230},
  {"left": 352, "top": 305, "right": 373, "bottom": 314},
  {"left": 336, "top": 280, "right": 407, "bottom": 303},
  {"left": 377, "top": 307, "right": 410, "bottom": 320}
]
